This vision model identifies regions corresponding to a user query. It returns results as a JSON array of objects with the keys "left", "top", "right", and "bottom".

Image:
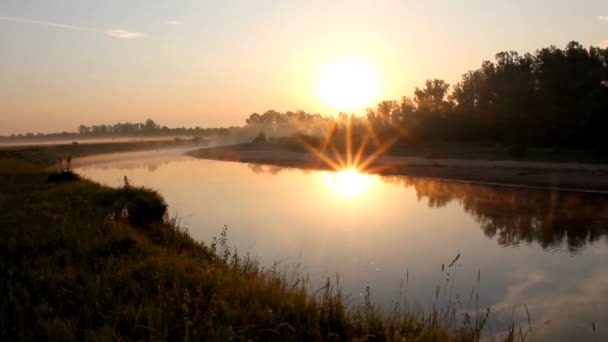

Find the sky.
[{"left": 1, "top": 0, "right": 607, "bottom": 135}]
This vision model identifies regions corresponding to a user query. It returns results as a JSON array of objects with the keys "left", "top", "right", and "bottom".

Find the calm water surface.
[{"left": 75, "top": 150, "right": 608, "bottom": 340}]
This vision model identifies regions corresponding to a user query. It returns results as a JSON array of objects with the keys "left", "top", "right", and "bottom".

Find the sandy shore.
[{"left": 187, "top": 144, "right": 608, "bottom": 193}]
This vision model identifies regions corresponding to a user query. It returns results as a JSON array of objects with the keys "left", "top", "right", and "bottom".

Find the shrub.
[
  {"left": 126, "top": 189, "right": 168, "bottom": 227},
  {"left": 47, "top": 170, "right": 80, "bottom": 182},
  {"left": 94, "top": 186, "right": 168, "bottom": 228}
]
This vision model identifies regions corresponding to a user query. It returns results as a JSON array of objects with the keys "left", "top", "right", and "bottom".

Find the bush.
[
  {"left": 94, "top": 186, "right": 168, "bottom": 228},
  {"left": 126, "top": 189, "right": 168, "bottom": 227},
  {"left": 47, "top": 170, "right": 80, "bottom": 182}
]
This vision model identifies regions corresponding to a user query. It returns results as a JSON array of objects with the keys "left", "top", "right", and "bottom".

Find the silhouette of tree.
[
  {"left": 414, "top": 79, "right": 453, "bottom": 114},
  {"left": 447, "top": 41, "right": 608, "bottom": 148}
]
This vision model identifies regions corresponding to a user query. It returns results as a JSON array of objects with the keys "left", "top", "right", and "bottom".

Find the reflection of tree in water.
[{"left": 382, "top": 176, "right": 608, "bottom": 252}]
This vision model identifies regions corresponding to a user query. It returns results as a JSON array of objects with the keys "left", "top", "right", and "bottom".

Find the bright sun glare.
[
  {"left": 325, "top": 168, "right": 372, "bottom": 198},
  {"left": 316, "top": 58, "right": 378, "bottom": 111}
]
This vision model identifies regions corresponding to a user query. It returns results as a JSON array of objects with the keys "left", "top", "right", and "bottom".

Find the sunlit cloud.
[
  {"left": 166, "top": 20, "right": 183, "bottom": 25},
  {"left": 0, "top": 16, "right": 147, "bottom": 39},
  {"left": 106, "top": 29, "right": 147, "bottom": 39},
  {"left": 600, "top": 40, "right": 608, "bottom": 48}
]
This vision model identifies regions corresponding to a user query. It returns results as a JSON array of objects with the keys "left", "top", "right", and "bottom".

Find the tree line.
[
  {"left": 75, "top": 119, "right": 233, "bottom": 137},
  {"left": 243, "top": 110, "right": 333, "bottom": 137},
  {"left": 245, "top": 41, "right": 608, "bottom": 152},
  {"left": 367, "top": 41, "right": 608, "bottom": 149},
  {"left": 5, "top": 119, "right": 235, "bottom": 140}
]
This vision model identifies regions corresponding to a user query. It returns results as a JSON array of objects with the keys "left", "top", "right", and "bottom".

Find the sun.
[
  {"left": 316, "top": 58, "right": 378, "bottom": 111},
  {"left": 325, "top": 168, "right": 372, "bottom": 198}
]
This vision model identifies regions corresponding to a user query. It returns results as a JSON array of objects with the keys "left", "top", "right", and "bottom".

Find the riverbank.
[
  {"left": 0, "top": 138, "right": 204, "bottom": 167},
  {"left": 187, "top": 143, "right": 608, "bottom": 193},
  {"left": 0, "top": 153, "right": 507, "bottom": 340}
]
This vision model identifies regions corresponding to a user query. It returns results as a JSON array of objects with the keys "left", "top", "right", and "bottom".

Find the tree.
[
  {"left": 144, "top": 119, "right": 159, "bottom": 132},
  {"left": 245, "top": 113, "right": 262, "bottom": 126},
  {"left": 376, "top": 100, "right": 399, "bottom": 124},
  {"left": 398, "top": 96, "right": 417, "bottom": 125},
  {"left": 451, "top": 70, "right": 485, "bottom": 111},
  {"left": 414, "top": 79, "right": 452, "bottom": 114}
]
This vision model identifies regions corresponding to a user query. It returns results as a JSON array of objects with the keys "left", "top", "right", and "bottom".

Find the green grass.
[{"left": 0, "top": 158, "right": 526, "bottom": 341}]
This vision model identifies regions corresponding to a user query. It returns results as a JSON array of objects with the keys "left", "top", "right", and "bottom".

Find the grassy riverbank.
[
  {"left": 0, "top": 138, "right": 203, "bottom": 167},
  {"left": 0, "top": 153, "right": 523, "bottom": 340}
]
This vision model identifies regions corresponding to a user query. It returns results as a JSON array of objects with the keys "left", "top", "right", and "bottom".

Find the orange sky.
[{"left": 1, "top": 0, "right": 607, "bottom": 134}]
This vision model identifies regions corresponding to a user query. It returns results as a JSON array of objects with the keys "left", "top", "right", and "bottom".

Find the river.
[{"left": 75, "top": 149, "right": 608, "bottom": 340}]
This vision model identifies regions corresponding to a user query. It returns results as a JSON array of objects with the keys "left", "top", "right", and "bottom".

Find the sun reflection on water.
[{"left": 324, "top": 168, "right": 372, "bottom": 198}]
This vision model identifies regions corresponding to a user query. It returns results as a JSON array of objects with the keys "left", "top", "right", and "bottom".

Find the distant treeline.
[
  {"left": 75, "top": 119, "right": 234, "bottom": 137},
  {"left": 244, "top": 110, "right": 332, "bottom": 137},
  {"left": 4, "top": 119, "right": 236, "bottom": 140}
]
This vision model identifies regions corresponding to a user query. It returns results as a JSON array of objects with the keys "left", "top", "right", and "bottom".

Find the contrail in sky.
[{"left": 0, "top": 15, "right": 147, "bottom": 39}]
